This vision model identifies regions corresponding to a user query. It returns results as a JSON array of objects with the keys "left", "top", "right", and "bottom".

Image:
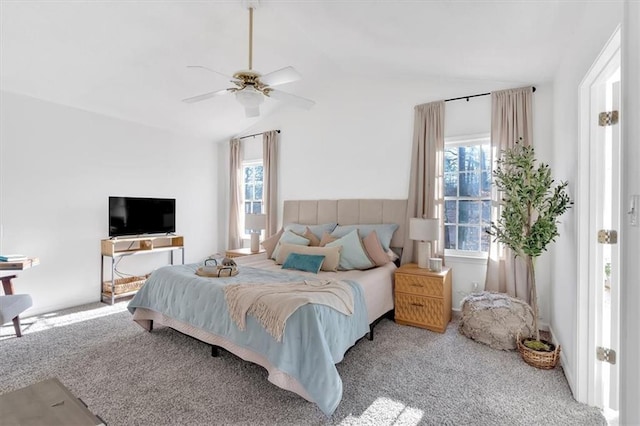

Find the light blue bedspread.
[{"left": 127, "top": 262, "right": 369, "bottom": 416}]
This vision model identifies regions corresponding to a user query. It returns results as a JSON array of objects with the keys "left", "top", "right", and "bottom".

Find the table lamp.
[
  {"left": 409, "top": 218, "right": 439, "bottom": 269},
  {"left": 245, "top": 213, "right": 266, "bottom": 253}
]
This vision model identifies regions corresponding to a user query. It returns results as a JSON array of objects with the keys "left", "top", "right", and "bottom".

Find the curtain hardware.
[
  {"left": 445, "top": 87, "right": 536, "bottom": 103},
  {"left": 238, "top": 129, "right": 280, "bottom": 140}
]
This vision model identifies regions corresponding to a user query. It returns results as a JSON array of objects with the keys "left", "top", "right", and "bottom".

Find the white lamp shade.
[
  {"left": 245, "top": 213, "right": 266, "bottom": 232},
  {"left": 409, "top": 218, "right": 439, "bottom": 242}
]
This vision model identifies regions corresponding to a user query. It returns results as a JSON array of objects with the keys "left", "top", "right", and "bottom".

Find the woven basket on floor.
[
  {"left": 102, "top": 275, "right": 149, "bottom": 295},
  {"left": 516, "top": 333, "right": 561, "bottom": 369}
]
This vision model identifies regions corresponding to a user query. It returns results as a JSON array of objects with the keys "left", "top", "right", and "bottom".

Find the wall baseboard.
[{"left": 549, "top": 324, "right": 576, "bottom": 398}]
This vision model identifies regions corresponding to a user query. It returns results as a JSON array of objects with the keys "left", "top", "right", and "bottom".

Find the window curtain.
[
  {"left": 262, "top": 130, "right": 279, "bottom": 237},
  {"left": 485, "top": 86, "right": 534, "bottom": 302},
  {"left": 228, "top": 138, "right": 242, "bottom": 250},
  {"left": 401, "top": 101, "right": 445, "bottom": 265}
]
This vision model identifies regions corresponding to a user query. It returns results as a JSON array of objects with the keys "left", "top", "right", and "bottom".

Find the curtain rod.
[
  {"left": 444, "top": 86, "right": 536, "bottom": 103},
  {"left": 238, "top": 129, "right": 281, "bottom": 140}
]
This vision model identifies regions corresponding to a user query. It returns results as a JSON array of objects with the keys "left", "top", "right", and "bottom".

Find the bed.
[{"left": 127, "top": 199, "right": 407, "bottom": 415}]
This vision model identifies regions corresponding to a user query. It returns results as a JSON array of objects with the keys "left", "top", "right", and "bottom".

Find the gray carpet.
[{"left": 1, "top": 302, "right": 605, "bottom": 425}]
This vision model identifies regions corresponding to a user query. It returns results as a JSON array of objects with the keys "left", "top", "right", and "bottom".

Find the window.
[
  {"left": 242, "top": 161, "right": 263, "bottom": 234},
  {"left": 444, "top": 135, "right": 492, "bottom": 255}
]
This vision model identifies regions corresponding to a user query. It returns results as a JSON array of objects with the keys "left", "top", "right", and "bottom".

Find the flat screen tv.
[{"left": 109, "top": 196, "right": 176, "bottom": 237}]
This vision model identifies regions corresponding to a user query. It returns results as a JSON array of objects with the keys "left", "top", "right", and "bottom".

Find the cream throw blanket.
[{"left": 224, "top": 280, "right": 354, "bottom": 342}]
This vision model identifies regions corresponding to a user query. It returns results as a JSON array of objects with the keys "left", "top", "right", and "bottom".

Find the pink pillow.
[
  {"left": 319, "top": 231, "right": 338, "bottom": 247},
  {"left": 362, "top": 230, "right": 390, "bottom": 266},
  {"left": 261, "top": 228, "right": 284, "bottom": 258},
  {"left": 303, "top": 227, "right": 321, "bottom": 246}
]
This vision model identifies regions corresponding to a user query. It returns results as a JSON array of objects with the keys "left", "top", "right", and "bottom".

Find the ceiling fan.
[{"left": 182, "top": 6, "right": 315, "bottom": 118}]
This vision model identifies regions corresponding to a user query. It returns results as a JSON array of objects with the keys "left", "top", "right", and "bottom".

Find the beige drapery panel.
[
  {"left": 485, "top": 86, "right": 534, "bottom": 302},
  {"left": 401, "top": 101, "right": 445, "bottom": 265},
  {"left": 228, "top": 138, "right": 242, "bottom": 250},
  {"left": 262, "top": 130, "right": 279, "bottom": 237}
]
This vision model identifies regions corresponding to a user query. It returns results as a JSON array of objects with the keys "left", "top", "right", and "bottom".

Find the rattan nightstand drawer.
[
  {"left": 395, "top": 273, "right": 444, "bottom": 297},
  {"left": 395, "top": 293, "right": 445, "bottom": 331}
]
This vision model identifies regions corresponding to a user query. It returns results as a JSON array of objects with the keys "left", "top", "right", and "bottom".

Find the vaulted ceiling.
[{"left": 1, "top": 1, "right": 588, "bottom": 141}]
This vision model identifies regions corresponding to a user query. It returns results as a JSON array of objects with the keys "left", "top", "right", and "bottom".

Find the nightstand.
[
  {"left": 224, "top": 247, "right": 265, "bottom": 258},
  {"left": 394, "top": 263, "right": 452, "bottom": 333}
]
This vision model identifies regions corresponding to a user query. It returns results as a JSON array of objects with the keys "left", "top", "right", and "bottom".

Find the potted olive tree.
[{"left": 488, "top": 140, "right": 573, "bottom": 368}]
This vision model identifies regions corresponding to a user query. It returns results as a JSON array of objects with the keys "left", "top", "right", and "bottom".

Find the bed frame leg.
[
  {"left": 211, "top": 345, "right": 220, "bottom": 357},
  {"left": 367, "top": 309, "right": 394, "bottom": 341}
]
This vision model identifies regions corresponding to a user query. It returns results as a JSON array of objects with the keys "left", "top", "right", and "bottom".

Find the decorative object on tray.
[
  {"left": 458, "top": 291, "right": 535, "bottom": 350},
  {"left": 196, "top": 257, "right": 238, "bottom": 277},
  {"left": 488, "top": 140, "right": 572, "bottom": 368}
]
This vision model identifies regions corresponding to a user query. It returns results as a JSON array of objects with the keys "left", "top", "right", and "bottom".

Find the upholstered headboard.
[{"left": 282, "top": 199, "right": 408, "bottom": 248}]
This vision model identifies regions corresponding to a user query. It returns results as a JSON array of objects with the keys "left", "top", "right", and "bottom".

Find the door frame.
[
  {"left": 620, "top": 2, "right": 640, "bottom": 423},
  {"left": 576, "top": 25, "right": 621, "bottom": 407}
]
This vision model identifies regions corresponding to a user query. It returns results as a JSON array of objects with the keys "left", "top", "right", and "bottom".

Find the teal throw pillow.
[{"left": 282, "top": 253, "right": 326, "bottom": 274}]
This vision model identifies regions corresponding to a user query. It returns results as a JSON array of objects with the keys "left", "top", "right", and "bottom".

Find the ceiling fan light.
[{"left": 235, "top": 86, "right": 264, "bottom": 109}]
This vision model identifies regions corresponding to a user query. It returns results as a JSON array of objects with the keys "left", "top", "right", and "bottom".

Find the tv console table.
[{"left": 100, "top": 235, "right": 184, "bottom": 304}]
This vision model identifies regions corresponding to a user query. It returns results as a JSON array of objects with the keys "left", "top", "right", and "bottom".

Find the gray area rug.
[{"left": 1, "top": 302, "right": 605, "bottom": 425}]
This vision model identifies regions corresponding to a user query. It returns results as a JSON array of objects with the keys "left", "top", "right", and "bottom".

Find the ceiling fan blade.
[
  {"left": 259, "top": 66, "right": 302, "bottom": 87},
  {"left": 267, "top": 89, "right": 315, "bottom": 110},
  {"left": 182, "top": 88, "right": 232, "bottom": 104},
  {"left": 186, "top": 65, "right": 236, "bottom": 81}
]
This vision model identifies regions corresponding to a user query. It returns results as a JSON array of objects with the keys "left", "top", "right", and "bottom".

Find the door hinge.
[
  {"left": 597, "top": 346, "right": 617, "bottom": 365},
  {"left": 598, "top": 229, "right": 618, "bottom": 244},
  {"left": 599, "top": 110, "right": 619, "bottom": 126}
]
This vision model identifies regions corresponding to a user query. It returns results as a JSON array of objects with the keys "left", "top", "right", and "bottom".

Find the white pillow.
[
  {"left": 326, "top": 229, "right": 374, "bottom": 270},
  {"left": 331, "top": 224, "right": 399, "bottom": 251},
  {"left": 271, "top": 229, "right": 310, "bottom": 260}
]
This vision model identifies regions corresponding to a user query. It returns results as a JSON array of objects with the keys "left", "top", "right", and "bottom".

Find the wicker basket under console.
[{"left": 102, "top": 274, "right": 150, "bottom": 295}]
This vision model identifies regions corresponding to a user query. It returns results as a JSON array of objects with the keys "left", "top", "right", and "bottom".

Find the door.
[
  {"left": 592, "top": 70, "right": 620, "bottom": 417},
  {"left": 577, "top": 26, "right": 621, "bottom": 422}
]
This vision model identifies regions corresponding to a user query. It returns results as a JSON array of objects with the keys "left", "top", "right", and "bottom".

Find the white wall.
[
  {"left": 549, "top": 1, "right": 623, "bottom": 399},
  {"left": 0, "top": 91, "right": 219, "bottom": 315},
  {"left": 215, "top": 77, "right": 553, "bottom": 319}
]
